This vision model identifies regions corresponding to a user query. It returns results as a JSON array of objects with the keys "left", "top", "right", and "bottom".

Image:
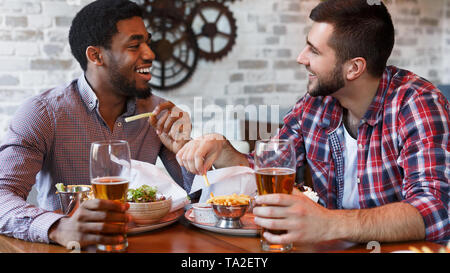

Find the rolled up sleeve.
[
  {"left": 398, "top": 91, "right": 449, "bottom": 243},
  {"left": 402, "top": 182, "right": 449, "bottom": 243}
]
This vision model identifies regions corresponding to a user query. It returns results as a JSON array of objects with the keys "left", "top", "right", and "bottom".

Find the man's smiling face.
[
  {"left": 103, "top": 16, "right": 155, "bottom": 99},
  {"left": 297, "top": 22, "right": 345, "bottom": 97}
]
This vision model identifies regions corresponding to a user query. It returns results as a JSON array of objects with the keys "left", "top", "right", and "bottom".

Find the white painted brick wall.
[
  {"left": 443, "top": 0, "right": 450, "bottom": 83},
  {"left": 0, "top": 0, "right": 449, "bottom": 141}
]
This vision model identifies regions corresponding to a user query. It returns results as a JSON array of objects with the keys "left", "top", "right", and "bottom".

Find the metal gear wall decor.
[
  {"left": 144, "top": 15, "right": 199, "bottom": 90},
  {"left": 187, "top": 1, "right": 237, "bottom": 61},
  {"left": 138, "top": 0, "right": 240, "bottom": 91}
]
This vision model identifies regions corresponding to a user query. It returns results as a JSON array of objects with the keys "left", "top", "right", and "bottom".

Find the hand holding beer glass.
[
  {"left": 90, "top": 140, "right": 131, "bottom": 252},
  {"left": 254, "top": 139, "right": 296, "bottom": 252}
]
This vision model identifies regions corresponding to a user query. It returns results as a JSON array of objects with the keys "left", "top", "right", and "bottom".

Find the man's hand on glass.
[
  {"left": 48, "top": 199, "right": 130, "bottom": 248},
  {"left": 253, "top": 189, "right": 336, "bottom": 245}
]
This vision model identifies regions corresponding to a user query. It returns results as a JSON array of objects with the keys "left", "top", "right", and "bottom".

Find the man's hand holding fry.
[{"left": 148, "top": 101, "right": 192, "bottom": 154}]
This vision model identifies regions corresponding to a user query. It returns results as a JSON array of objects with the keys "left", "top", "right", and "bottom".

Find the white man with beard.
[
  {"left": 176, "top": 0, "right": 449, "bottom": 245},
  {"left": 0, "top": 0, "right": 194, "bottom": 248}
]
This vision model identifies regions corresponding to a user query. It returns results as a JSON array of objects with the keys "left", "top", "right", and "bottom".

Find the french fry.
[
  {"left": 206, "top": 193, "right": 251, "bottom": 205},
  {"left": 438, "top": 247, "right": 449, "bottom": 253},
  {"left": 124, "top": 112, "right": 154, "bottom": 123},
  {"left": 203, "top": 174, "right": 211, "bottom": 187},
  {"left": 408, "top": 246, "right": 421, "bottom": 253},
  {"left": 421, "top": 246, "right": 433, "bottom": 253}
]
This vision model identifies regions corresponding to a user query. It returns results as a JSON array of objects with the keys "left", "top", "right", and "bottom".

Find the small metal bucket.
[{"left": 56, "top": 185, "right": 92, "bottom": 215}]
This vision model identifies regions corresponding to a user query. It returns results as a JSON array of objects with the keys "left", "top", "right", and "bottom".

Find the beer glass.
[
  {"left": 254, "top": 139, "right": 296, "bottom": 252},
  {"left": 90, "top": 140, "right": 131, "bottom": 252}
]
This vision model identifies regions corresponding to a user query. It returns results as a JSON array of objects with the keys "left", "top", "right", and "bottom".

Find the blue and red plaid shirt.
[{"left": 249, "top": 66, "right": 449, "bottom": 243}]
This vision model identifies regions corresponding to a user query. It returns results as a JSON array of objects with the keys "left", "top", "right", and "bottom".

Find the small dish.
[
  {"left": 212, "top": 204, "right": 249, "bottom": 229},
  {"left": 192, "top": 203, "right": 218, "bottom": 224},
  {"left": 184, "top": 208, "right": 259, "bottom": 236},
  {"left": 128, "top": 197, "right": 171, "bottom": 226},
  {"left": 128, "top": 209, "right": 184, "bottom": 235}
]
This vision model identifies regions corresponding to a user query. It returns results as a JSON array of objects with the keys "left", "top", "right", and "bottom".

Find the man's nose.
[
  {"left": 297, "top": 47, "right": 309, "bottom": 66},
  {"left": 142, "top": 43, "right": 155, "bottom": 61}
]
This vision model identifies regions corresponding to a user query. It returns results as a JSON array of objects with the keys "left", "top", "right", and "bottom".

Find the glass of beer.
[
  {"left": 90, "top": 140, "right": 131, "bottom": 252},
  {"left": 254, "top": 139, "right": 296, "bottom": 252}
]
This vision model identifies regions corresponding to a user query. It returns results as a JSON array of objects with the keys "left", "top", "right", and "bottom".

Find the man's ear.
[
  {"left": 345, "top": 57, "right": 367, "bottom": 81},
  {"left": 86, "top": 46, "right": 103, "bottom": 66}
]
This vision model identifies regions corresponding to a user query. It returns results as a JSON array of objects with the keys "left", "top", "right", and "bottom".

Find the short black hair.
[
  {"left": 310, "top": 0, "right": 395, "bottom": 77},
  {"left": 69, "top": 0, "right": 143, "bottom": 71}
]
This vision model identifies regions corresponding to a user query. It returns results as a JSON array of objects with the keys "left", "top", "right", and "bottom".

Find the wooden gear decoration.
[{"left": 139, "top": 0, "right": 240, "bottom": 90}]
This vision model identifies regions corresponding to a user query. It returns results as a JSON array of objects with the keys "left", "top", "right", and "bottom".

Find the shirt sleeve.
[
  {"left": 158, "top": 144, "right": 195, "bottom": 193},
  {"left": 397, "top": 89, "right": 450, "bottom": 243},
  {"left": 0, "top": 96, "right": 65, "bottom": 243}
]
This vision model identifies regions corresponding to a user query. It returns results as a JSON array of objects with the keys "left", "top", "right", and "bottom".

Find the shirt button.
[
  {"left": 358, "top": 144, "right": 363, "bottom": 149},
  {"left": 357, "top": 178, "right": 361, "bottom": 183},
  {"left": 117, "top": 122, "right": 122, "bottom": 127}
]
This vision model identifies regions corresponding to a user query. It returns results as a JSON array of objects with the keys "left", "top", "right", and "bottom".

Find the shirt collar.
[
  {"left": 77, "top": 74, "right": 98, "bottom": 111},
  {"left": 76, "top": 74, "right": 137, "bottom": 116},
  {"left": 361, "top": 66, "right": 393, "bottom": 127},
  {"left": 318, "top": 96, "right": 343, "bottom": 133},
  {"left": 319, "top": 66, "right": 394, "bottom": 132}
]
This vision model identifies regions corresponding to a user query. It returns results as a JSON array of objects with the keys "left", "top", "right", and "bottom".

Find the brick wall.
[
  {"left": 444, "top": 0, "right": 450, "bottom": 83},
  {"left": 0, "top": 0, "right": 449, "bottom": 141}
]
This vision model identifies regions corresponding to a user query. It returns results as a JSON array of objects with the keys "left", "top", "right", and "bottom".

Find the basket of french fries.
[{"left": 206, "top": 193, "right": 252, "bottom": 229}]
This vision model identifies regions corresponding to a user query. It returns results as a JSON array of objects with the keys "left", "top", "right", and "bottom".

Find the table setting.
[{"left": 0, "top": 139, "right": 446, "bottom": 254}]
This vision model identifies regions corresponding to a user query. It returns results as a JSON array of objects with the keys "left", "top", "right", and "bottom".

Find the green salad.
[
  {"left": 127, "top": 185, "right": 166, "bottom": 203},
  {"left": 55, "top": 183, "right": 66, "bottom": 192}
]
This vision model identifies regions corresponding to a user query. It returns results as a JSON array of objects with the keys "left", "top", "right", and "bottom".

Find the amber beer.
[
  {"left": 91, "top": 177, "right": 129, "bottom": 252},
  {"left": 91, "top": 177, "right": 129, "bottom": 202},
  {"left": 255, "top": 168, "right": 296, "bottom": 195},
  {"left": 255, "top": 168, "right": 295, "bottom": 248}
]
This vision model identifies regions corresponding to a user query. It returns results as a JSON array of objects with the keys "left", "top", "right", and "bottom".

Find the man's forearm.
[
  {"left": 332, "top": 202, "right": 426, "bottom": 243},
  {"left": 213, "top": 140, "right": 250, "bottom": 169}
]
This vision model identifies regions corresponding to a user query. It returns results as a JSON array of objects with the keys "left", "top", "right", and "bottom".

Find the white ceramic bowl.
[
  {"left": 128, "top": 198, "right": 171, "bottom": 226},
  {"left": 192, "top": 203, "right": 218, "bottom": 224}
]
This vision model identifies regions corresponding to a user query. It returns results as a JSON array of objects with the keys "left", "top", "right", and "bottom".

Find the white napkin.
[
  {"left": 189, "top": 166, "right": 258, "bottom": 203},
  {"left": 129, "top": 160, "right": 190, "bottom": 212}
]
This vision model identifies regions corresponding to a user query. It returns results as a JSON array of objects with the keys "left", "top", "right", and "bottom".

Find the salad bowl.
[{"left": 127, "top": 185, "right": 171, "bottom": 226}]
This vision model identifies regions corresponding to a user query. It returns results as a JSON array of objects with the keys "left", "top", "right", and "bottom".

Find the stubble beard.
[
  {"left": 307, "top": 64, "right": 345, "bottom": 97},
  {"left": 108, "top": 59, "right": 152, "bottom": 100}
]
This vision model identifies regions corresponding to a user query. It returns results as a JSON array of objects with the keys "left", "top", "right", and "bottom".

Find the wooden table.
[{"left": 0, "top": 215, "right": 444, "bottom": 253}]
